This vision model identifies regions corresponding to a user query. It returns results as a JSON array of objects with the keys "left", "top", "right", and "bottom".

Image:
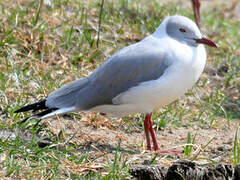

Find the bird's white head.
[{"left": 154, "top": 15, "right": 217, "bottom": 48}]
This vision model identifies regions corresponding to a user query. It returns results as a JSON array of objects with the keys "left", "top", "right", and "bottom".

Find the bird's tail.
[
  {"left": 15, "top": 99, "right": 76, "bottom": 119},
  {"left": 15, "top": 78, "right": 88, "bottom": 119},
  {"left": 15, "top": 99, "right": 58, "bottom": 118}
]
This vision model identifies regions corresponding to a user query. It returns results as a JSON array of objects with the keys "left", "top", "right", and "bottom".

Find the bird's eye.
[{"left": 179, "top": 28, "right": 186, "bottom": 33}]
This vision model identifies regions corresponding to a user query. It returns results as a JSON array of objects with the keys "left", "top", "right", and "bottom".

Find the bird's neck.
[{"left": 152, "top": 17, "right": 170, "bottom": 38}]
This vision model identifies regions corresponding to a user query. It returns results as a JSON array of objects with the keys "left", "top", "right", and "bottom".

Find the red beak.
[
  {"left": 194, "top": 38, "right": 217, "bottom": 48},
  {"left": 192, "top": 0, "right": 201, "bottom": 27}
]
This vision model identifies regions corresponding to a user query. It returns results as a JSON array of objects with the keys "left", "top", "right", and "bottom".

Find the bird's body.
[
  {"left": 91, "top": 35, "right": 206, "bottom": 117},
  {"left": 15, "top": 15, "right": 216, "bottom": 151},
  {"left": 43, "top": 16, "right": 207, "bottom": 118}
]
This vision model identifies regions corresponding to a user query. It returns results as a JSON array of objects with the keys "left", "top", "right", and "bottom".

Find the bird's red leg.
[
  {"left": 148, "top": 113, "right": 160, "bottom": 151},
  {"left": 145, "top": 113, "right": 181, "bottom": 154},
  {"left": 144, "top": 114, "right": 152, "bottom": 150},
  {"left": 192, "top": 0, "right": 201, "bottom": 27}
]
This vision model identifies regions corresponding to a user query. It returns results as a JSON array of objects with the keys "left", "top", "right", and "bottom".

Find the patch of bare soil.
[
  {"left": 34, "top": 110, "right": 238, "bottom": 175},
  {"left": 2, "top": 107, "right": 237, "bottom": 176}
]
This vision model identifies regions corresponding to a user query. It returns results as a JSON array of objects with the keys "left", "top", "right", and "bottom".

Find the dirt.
[{"left": 43, "top": 111, "right": 238, "bottom": 166}]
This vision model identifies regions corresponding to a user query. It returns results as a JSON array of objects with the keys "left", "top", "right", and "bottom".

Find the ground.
[{"left": 0, "top": 0, "right": 239, "bottom": 179}]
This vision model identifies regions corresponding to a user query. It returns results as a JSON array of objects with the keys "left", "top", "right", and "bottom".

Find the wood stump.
[{"left": 130, "top": 160, "right": 240, "bottom": 180}]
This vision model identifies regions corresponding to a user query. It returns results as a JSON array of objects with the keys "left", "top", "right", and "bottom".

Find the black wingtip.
[{"left": 15, "top": 99, "right": 47, "bottom": 113}]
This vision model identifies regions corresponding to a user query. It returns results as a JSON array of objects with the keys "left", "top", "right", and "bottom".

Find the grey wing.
[
  {"left": 74, "top": 41, "right": 171, "bottom": 110},
  {"left": 46, "top": 78, "right": 89, "bottom": 108}
]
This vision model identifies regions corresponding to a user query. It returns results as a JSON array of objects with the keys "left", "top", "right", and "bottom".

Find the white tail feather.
[{"left": 41, "top": 107, "right": 76, "bottom": 119}]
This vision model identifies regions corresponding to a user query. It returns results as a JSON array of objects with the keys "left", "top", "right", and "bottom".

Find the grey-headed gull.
[{"left": 15, "top": 15, "right": 217, "bottom": 151}]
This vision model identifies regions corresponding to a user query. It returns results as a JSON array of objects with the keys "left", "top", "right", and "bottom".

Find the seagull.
[
  {"left": 191, "top": 0, "right": 201, "bottom": 27},
  {"left": 15, "top": 15, "right": 217, "bottom": 151}
]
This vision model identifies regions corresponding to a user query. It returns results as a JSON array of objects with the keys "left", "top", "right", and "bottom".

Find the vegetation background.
[{"left": 0, "top": 0, "right": 239, "bottom": 179}]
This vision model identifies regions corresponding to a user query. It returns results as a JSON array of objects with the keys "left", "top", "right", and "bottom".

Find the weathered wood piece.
[{"left": 130, "top": 160, "right": 240, "bottom": 180}]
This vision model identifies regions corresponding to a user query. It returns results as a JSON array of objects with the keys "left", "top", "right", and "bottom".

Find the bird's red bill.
[{"left": 194, "top": 37, "right": 217, "bottom": 48}]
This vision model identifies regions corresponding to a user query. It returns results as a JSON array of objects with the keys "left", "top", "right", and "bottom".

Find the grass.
[
  {"left": 232, "top": 127, "right": 240, "bottom": 166},
  {"left": 184, "top": 132, "right": 196, "bottom": 159},
  {"left": 0, "top": 0, "right": 239, "bottom": 179}
]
